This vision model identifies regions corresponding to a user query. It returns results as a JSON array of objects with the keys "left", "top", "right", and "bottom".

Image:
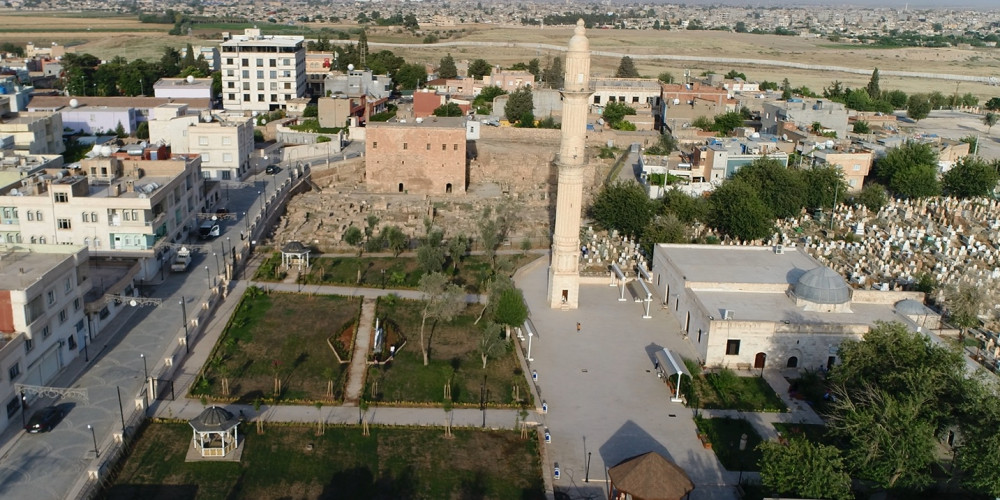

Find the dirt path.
[{"left": 343, "top": 297, "right": 376, "bottom": 404}]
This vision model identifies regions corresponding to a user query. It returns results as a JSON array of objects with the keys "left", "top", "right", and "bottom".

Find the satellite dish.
[
  {"left": 347, "top": 63, "right": 354, "bottom": 71},
  {"left": 186, "top": 75, "right": 195, "bottom": 84},
  {"left": 69, "top": 98, "right": 79, "bottom": 108}
]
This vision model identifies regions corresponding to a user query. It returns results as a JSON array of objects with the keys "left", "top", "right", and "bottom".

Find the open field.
[
  {"left": 2, "top": 12, "right": 998, "bottom": 99},
  {"left": 193, "top": 288, "right": 359, "bottom": 404},
  {"left": 101, "top": 422, "right": 545, "bottom": 500}
]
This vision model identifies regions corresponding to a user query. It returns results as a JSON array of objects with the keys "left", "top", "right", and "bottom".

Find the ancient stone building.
[{"left": 364, "top": 117, "right": 467, "bottom": 195}]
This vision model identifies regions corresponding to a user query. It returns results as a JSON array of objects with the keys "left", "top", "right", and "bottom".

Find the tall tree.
[
  {"left": 478, "top": 200, "right": 518, "bottom": 268},
  {"left": 781, "top": 78, "right": 792, "bottom": 100},
  {"left": 468, "top": 58, "right": 492, "bottom": 80},
  {"left": 874, "top": 141, "right": 940, "bottom": 199},
  {"left": 478, "top": 322, "right": 507, "bottom": 369},
  {"left": 865, "top": 67, "right": 880, "bottom": 99},
  {"left": 438, "top": 53, "right": 458, "bottom": 79},
  {"left": 943, "top": 280, "right": 987, "bottom": 339},
  {"left": 657, "top": 71, "right": 674, "bottom": 84},
  {"left": 907, "top": 94, "right": 932, "bottom": 121},
  {"left": 394, "top": 63, "right": 427, "bottom": 90},
  {"left": 589, "top": 181, "right": 654, "bottom": 239},
  {"left": 615, "top": 56, "right": 639, "bottom": 78},
  {"left": 731, "top": 157, "right": 806, "bottom": 219},
  {"left": 181, "top": 43, "right": 196, "bottom": 70},
  {"left": 504, "top": 87, "right": 534, "bottom": 123},
  {"left": 758, "top": 438, "right": 852, "bottom": 500},
  {"left": 526, "top": 58, "right": 541, "bottom": 80},
  {"left": 955, "top": 384, "right": 1000, "bottom": 498},
  {"left": 942, "top": 155, "right": 1000, "bottom": 198},
  {"left": 542, "top": 56, "right": 563, "bottom": 88},
  {"left": 802, "top": 165, "right": 848, "bottom": 211},
  {"left": 417, "top": 273, "right": 466, "bottom": 366},
  {"left": 416, "top": 222, "right": 446, "bottom": 274},
  {"left": 984, "top": 111, "right": 998, "bottom": 134},
  {"left": 707, "top": 179, "right": 774, "bottom": 241},
  {"left": 985, "top": 97, "right": 1000, "bottom": 111}
]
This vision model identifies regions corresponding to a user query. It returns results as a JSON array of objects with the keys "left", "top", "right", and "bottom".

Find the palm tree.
[{"left": 985, "top": 112, "right": 998, "bottom": 135}]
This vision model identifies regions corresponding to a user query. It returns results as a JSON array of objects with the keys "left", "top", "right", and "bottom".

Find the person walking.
[{"left": 576, "top": 322, "right": 581, "bottom": 333}]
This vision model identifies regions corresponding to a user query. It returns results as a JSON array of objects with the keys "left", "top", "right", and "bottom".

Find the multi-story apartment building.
[
  {"left": 220, "top": 28, "right": 306, "bottom": 113},
  {"left": 762, "top": 99, "right": 849, "bottom": 140},
  {"left": 800, "top": 140, "right": 873, "bottom": 191},
  {"left": 365, "top": 117, "right": 467, "bottom": 195},
  {"left": 0, "top": 146, "right": 205, "bottom": 267},
  {"left": 482, "top": 68, "right": 535, "bottom": 93},
  {"left": 148, "top": 105, "right": 254, "bottom": 180},
  {"left": 178, "top": 45, "right": 221, "bottom": 72},
  {"left": 0, "top": 244, "right": 89, "bottom": 434},
  {"left": 0, "top": 111, "right": 64, "bottom": 155},
  {"left": 659, "top": 83, "right": 738, "bottom": 132}
]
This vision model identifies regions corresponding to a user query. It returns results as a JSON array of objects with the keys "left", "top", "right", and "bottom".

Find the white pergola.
[
  {"left": 189, "top": 406, "right": 240, "bottom": 458},
  {"left": 281, "top": 241, "right": 311, "bottom": 271}
]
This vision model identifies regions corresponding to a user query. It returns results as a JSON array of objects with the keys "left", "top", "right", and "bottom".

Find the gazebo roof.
[
  {"left": 281, "top": 241, "right": 309, "bottom": 254},
  {"left": 608, "top": 452, "right": 694, "bottom": 500},
  {"left": 189, "top": 406, "right": 239, "bottom": 433}
]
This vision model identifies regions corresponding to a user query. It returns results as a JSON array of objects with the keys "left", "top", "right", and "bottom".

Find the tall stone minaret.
[{"left": 547, "top": 19, "right": 592, "bottom": 309}]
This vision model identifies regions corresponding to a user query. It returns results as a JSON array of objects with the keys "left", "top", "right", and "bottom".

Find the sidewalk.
[{"left": 248, "top": 280, "right": 484, "bottom": 304}]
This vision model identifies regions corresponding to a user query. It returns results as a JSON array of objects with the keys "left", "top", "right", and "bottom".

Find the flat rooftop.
[
  {"left": 369, "top": 117, "right": 466, "bottom": 129},
  {"left": 658, "top": 244, "right": 820, "bottom": 285},
  {"left": 0, "top": 250, "right": 70, "bottom": 290},
  {"left": 696, "top": 290, "right": 903, "bottom": 325}
]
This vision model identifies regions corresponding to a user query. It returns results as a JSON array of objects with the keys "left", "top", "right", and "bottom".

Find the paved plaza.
[{"left": 516, "top": 258, "right": 740, "bottom": 500}]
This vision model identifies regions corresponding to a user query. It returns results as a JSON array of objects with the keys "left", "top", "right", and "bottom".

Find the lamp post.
[
  {"left": 213, "top": 251, "right": 220, "bottom": 277},
  {"left": 179, "top": 296, "right": 189, "bottom": 354},
  {"left": 585, "top": 451, "right": 592, "bottom": 482},
  {"left": 244, "top": 211, "right": 249, "bottom": 232},
  {"left": 116, "top": 386, "right": 126, "bottom": 434},
  {"left": 205, "top": 265, "right": 212, "bottom": 288},
  {"left": 140, "top": 353, "right": 148, "bottom": 381},
  {"left": 19, "top": 390, "right": 26, "bottom": 427},
  {"left": 527, "top": 329, "right": 534, "bottom": 362},
  {"left": 87, "top": 424, "right": 99, "bottom": 458}
]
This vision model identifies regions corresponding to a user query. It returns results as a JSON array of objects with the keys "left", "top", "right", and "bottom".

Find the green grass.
[
  {"left": 365, "top": 298, "right": 530, "bottom": 407},
  {"left": 255, "top": 253, "right": 532, "bottom": 294},
  {"left": 194, "top": 287, "right": 359, "bottom": 403},
  {"left": 772, "top": 423, "right": 829, "bottom": 445},
  {"left": 695, "top": 417, "right": 764, "bottom": 471},
  {"left": 101, "top": 422, "right": 545, "bottom": 500},
  {"left": 689, "top": 368, "right": 787, "bottom": 412}
]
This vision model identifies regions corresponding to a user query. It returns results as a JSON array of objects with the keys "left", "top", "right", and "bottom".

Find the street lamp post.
[
  {"left": 205, "top": 265, "right": 212, "bottom": 288},
  {"left": 244, "top": 211, "right": 249, "bottom": 232},
  {"left": 527, "top": 330, "right": 534, "bottom": 362},
  {"left": 140, "top": 353, "right": 148, "bottom": 381},
  {"left": 586, "top": 451, "right": 592, "bottom": 482},
  {"left": 19, "top": 390, "right": 26, "bottom": 427},
  {"left": 213, "top": 251, "right": 220, "bottom": 276},
  {"left": 87, "top": 424, "right": 99, "bottom": 458},
  {"left": 179, "top": 296, "right": 189, "bottom": 354},
  {"left": 116, "top": 386, "right": 126, "bottom": 434},
  {"left": 480, "top": 375, "right": 487, "bottom": 428}
]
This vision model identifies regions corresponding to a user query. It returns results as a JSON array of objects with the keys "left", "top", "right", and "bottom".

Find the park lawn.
[
  {"left": 365, "top": 298, "right": 530, "bottom": 406},
  {"left": 101, "top": 422, "right": 545, "bottom": 500},
  {"left": 195, "top": 288, "right": 359, "bottom": 403},
  {"left": 695, "top": 417, "right": 764, "bottom": 471},
  {"left": 689, "top": 369, "right": 787, "bottom": 412},
  {"left": 254, "top": 252, "right": 533, "bottom": 293}
]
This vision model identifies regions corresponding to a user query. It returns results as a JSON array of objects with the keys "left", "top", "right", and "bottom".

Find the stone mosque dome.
[{"left": 794, "top": 266, "right": 851, "bottom": 305}]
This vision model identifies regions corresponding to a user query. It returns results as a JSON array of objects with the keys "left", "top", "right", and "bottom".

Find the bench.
[{"left": 736, "top": 363, "right": 752, "bottom": 372}]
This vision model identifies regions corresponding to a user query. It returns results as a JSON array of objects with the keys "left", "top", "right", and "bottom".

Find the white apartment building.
[
  {"left": 0, "top": 244, "right": 89, "bottom": 434},
  {"left": 153, "top": 77, "right": 214, "bottom": 101},
  {"left": 220, "top": 28, "right": 306, "bottom": 113},
  {"left": 148, "top": 105, "right": 254, "bottom": 180},
  {"left": 0, "top": 147, "right": 206, "bottom": 271},
  {"left": 0, "top": 111, "right": 65, "bottom": 155}
]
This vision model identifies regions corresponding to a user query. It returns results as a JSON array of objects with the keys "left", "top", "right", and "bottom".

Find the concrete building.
[
  {"left": 0, "top": 244, "right": 89, "bottom": 434},
  {"left": 153, "top": 77, "right": 214, "bottom": 101},
  {"left": 659, "top": 83, "right": 737, "bottom": 132},
  {"left": 220, "top": 28, "right": 306, "bottom": 113},
  {"left": 0, "top": 147, "right": 206, "bottom": 266},
  {"left": 482, "top": 68, "right": 535, "bottom": 93},
  {"left": 592, "top": 78, "right": 662, "bottom": 109},
  {"left": 548, "top": 20, "right": 592, "bottom": 310},
  {"left": 0, "top": 111, "right": 64, "bottom": 155},
  {"left": 148, "top": 106, "right": 254, "bottom": 180},
  {"left": 27, "top": 96, "right": 212, "bottom": 135},
  {"left": 651, "top": 244, "right": 931, "bottom": 370},
  {"left": 323, "top": 68, "right": 393, "bottom": 101},
  {"left": 412, "top": 89, "right": 470, "bottom": 119},
  {"left": 800, "top": 141, "right": 873, "bottom": 191},
  {"left": 179, "top": 45, "right": 221, "bottom": 72},
  {"left": 692, "top": 136, "right": 790, "bottom": 182},
  {"left": 365, "top": 117, "right": 467, "bottom": 195},
  {"left": 762, "top": 99, "right": 849, "bottom": 140},
  {"left": 318, "top": 95, "right": 364, "bottom": 129},
  {"left": 25, "top": 42, "right": 65, "bottom": 59},
  {"left": 0, "top": 75, "right": 33, "bottom": 113}
]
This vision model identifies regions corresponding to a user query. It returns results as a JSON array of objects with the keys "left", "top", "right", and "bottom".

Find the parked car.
[
  {"left": 25, "top": 406, "right": 65, "bottom": 433},
  {"left": 215, "top": 207, "right": 229, "bottom": 215},
  {"left": 265, "top": 165, "right": 281, "bottom": 175}
]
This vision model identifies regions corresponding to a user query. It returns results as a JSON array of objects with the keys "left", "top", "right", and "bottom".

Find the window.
[
  {"left": 73, "top": 298, "right": 81, "bottom": 311},
  {"left": 35, "top": 211, "right": 42, "bottom": 221},
  {"left": 6, "top": 397, "right": 19, "bottom": 418},
  {"left": 243, "top": 93, "right": 250, "bottom": 102},
  {"left": 229, "top": 93, "right": 236, "bottom": 101},
  {"left": 46, "top": 290, "right": 55, "bottom": 305},
  {"left": 853, "top": 164, "right": 861, "bottom": 171},
  {"left": 64, "top": 277, "right": 72, "bottom": 293},
  {"left": 256, "top": 58, "right": 263, "bottom": 67},
  {"left": 283, "top": 58, "right": 290, "bottom": 66},
  {"left": 257, "top": 82, "right": 264, "bottom": 91},
  {"left": 199, "top": 136, "right": 209, "bottom": 146},
  {"left": 54, "top": 192, "right": 68, "bottom": 203},
  {"left": 57, "top": 218, "right": 70, "bottom": 229},
  {"left": 222, "top": 137, "right": 232, "bottom": 146},
  {"left": 59, "top": 309, "right": 67, "bottom": 323},
  {"left": 441, "top": 144, "right": 446, "bottom": 151},
  {"left": 223, "top": 153, "right": 233, "bottom": 163},
  {"left": 91, "top": 212, "right": 97, "bottom": 223},
  {"left": 227, "top": 58, "right": 234, "bottom": 65},
  {"left": 241, "top": 58, "right": 248, "bottom": 66},
  {"left": 82, "top": 212, "right": 89, "bottom": 222},
  {"left": 426, "top": 143, "right": 431, "bottom": 150},
  {"left": 203, "top": 153, "right": 211, "bottom": 163},
  {"left": 8, "top": 362, "right": 20, "bottom": 380},
  {"left": 372, "top": 142, "right": 377, "bottom": 149},
  {"left": 269, "top": 59, "right": 276, "bottom": 67},
  {"left": 726, "top": 339, "right": 741, "bottom": 356},
  {"left": 26, "top": 211, "right": 33, "bottom": 221},
  {"left": 67, "top": 335, "right": 76, "bottom": 350},
  {"left": 403, "top": 143, "right": 408, "bottom": 150},
  {"left": 632, "top": 96, "right": 640, "bottom": 103},
  {"left": 243, "top": 82, "right": 250, "bottom": 90},
  {"left": 269, "top": 71, "right": 277, "bottom": 79},
  {"left": 256, "top": 70, "right": 264, "bottom": 79},
  {"left": 258, "top": 94, "right": 265, "bottom": 102},
  {"left": 24, "top": 338, "right": 33, "bottom": 353},
  {"left": 454, "top": 144, "right": 459, "bottom": 151},
  {"left": 594, "top": 96, "right": 601, "bottom": 104},
  {"left": 227, "top": 82, "right": 235, "bottom": 89},
  {"left": 241, "top": 70, "right": 249, "bottom": 79}
]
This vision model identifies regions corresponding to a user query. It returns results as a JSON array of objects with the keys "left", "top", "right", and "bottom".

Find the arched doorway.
[
  {"left": 754, "top": 352, "right": 767, "bottom": 369},
  {"left": 446, "top": 183, "right": 452, "bottom": 193},
  {"left": 786, "top": 356, "right": 798, "bottom": 368},
  {"left": 398, "top": 183, "right": 404, "bottom": 192}
]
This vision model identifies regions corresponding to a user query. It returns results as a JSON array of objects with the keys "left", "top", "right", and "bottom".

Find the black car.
[
  {"left": 24, "top": 406, "right": 65, "bottom": 433},
  {"left": 265, "top": 165, "right": 281, "bottom": 175}
]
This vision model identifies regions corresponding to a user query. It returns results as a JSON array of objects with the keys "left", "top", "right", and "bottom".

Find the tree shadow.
[
  {"left": 319, "top": 464, "right": 419, "bottom": 500},
  {"left": 459, "top": 470, "right": 487, "bottom": 500}
]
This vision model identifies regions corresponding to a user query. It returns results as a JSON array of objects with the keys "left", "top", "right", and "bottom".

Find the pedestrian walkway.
[
  {"left": 698, "top": 369, "right": 825, "bottom": 442},
  {"left": 344, "top": 297, "right": 376, "bottom": 404},
  {"left": 247, "top": 280, "right": 483, "bottom": 304}
]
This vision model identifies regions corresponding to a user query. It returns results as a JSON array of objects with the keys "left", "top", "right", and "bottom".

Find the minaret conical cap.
[{"left": 569, "top": 19, "right": 588, "bottom": 52}]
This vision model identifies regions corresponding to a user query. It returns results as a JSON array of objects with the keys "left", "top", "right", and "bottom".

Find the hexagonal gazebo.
[
  {"left": 281, "top": 240, "right": 310, "bottom": 271},
  {"left": 189, "top": 406, "right": 240, "bottom": 459}
]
